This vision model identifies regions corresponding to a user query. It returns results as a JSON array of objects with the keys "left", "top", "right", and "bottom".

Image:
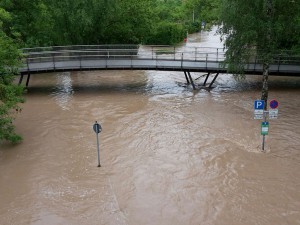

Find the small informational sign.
[
  {"left": 270, "top": 99, "right": 279, "bottom": 109},
  {"left": 254, "top": 112, "right": 264, "bottom": 120},
  {"left": 93, "top": 121, "right": 102, "bottom": 134},
  {"left": 269, "top": 109, "right": 279, "bottom": 119},
  {"left": 254, "top": 100, "right": 265, "bottom": 120},
  {"left": 261, "top": 122, "right": 269, "bottom": 135}
]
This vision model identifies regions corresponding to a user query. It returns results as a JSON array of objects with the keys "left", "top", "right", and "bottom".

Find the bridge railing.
[
  {"left": 22, "top": 44, "right": 139, "bottom": 53},
  {"left": 22, "top": 45, "right": 300, "bottom": 70},
  {"left": 23, "top": 46, "right": 228, "bottom": 64}
]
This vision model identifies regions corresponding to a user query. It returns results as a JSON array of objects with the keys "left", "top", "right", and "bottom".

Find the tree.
[
  {"left": 0, "top": 8, "right": 24, "bottom": 143},
  {"left": 1, "top": 0, "right": 54, "bottom": 47},
  {"left": 218, "top": 0, "right": 300, "bottom": 108},
  {"left": 182, "top": 0, "right": 220, "bottom": 32}
]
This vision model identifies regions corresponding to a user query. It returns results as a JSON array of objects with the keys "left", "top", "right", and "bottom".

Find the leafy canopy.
[
  {"left": 0, "top": 7, "right": 24, "bottom": 143},
  {"left": 218, "top": 0, "right": 300, "bottom": 73}
]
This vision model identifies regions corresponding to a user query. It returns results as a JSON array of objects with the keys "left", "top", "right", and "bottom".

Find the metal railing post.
[
  {"left": 181, "top": 53, "right": 183, "bottom": 69},
  {"left": 106, "top": 55, "right": 107, "bottom": 69},
  {"left": 152, "top": 46, "right": 154, "bottom": 60},
  {"left": 18, "top": 74, "right": 24, "bottom": 85},
  {"left": 26, "top": 58, "right": 30, "bottom": 73},
  {"left": 174, "top": 46, "right": 176, "bottom": 60},
  {"left": 277, "top": 55, "right": 281, "bottom": 73},
  {"left": 52, "top": 54, "right": 56, "bottom": 71},
  {"left": 79, "top": 54, "right": 82, "bottom": 70}
]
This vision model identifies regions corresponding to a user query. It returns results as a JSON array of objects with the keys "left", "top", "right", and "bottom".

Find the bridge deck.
[
  {"left": 20, "top": 57, "right": 300, "bottom": 76},
  {"left": 20, "top": 45, "right": 300, "bottom": 77}
]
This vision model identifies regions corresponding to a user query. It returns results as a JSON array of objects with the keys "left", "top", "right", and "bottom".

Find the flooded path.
[{"left": 1, "top": 28, "right": 300, "bottom": 225}]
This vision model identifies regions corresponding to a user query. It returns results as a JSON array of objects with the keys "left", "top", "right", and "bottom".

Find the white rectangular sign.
[
  {"left": 254, "top": 110, "right": 264, "bottom": 115},
  {"left": 254, "top": 114, "right": 263, "bottom": 120},
  {"left": 254, "top": 109, "right": 264, "bottom": 119},
  {"left": 269, "top": 109, "right": 278, "bottom": 119}
]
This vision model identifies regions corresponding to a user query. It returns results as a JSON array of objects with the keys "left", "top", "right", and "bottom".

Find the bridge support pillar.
[
  {"left": 208, "top": 73, "right": 219, "bottom": 89},
  {"left": 203, "top": 73, "right": 210, "bottom": 86},
  {"left": 18, "top": 73, "right": 31, "bottom": 87},
  {"left": 25, "top": 73, "right": 31, "bottom": 87},
  {"left": 18, "top": 74, "right": 24, "bottom": 85},
  {"left": 184, "top": 71, "right": 190, "bottom": 84},
  {"left": 187, "top": 72, "right": 196, "bottom": 90}
]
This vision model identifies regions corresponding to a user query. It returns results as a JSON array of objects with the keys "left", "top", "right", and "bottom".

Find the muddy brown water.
[{"left": 1, "top": 29, "right": 300, "bottom": 225}]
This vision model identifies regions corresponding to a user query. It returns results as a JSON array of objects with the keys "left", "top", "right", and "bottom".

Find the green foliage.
[
  {"left": 218, "top": 0, "right": 300, "bottom": 74},
  {"left": 0, "top": 8, "right": 24, "bottom": 144},
  {"left": 101, "top": 0, "right": 156, "bottom": 44},
  {"left": 146, "top": 21, "right": 185, "bottom": 45},
  {"left": 183, "top": 0, "right": 220, "bottom": 28},
  {"left": 1, "top": 0, "right": 221, "bottom": 46}
]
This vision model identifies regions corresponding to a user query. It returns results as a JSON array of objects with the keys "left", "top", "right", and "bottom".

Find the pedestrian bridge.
[{"left": 19, "top": 45, "right": 300, "bottom": 89}]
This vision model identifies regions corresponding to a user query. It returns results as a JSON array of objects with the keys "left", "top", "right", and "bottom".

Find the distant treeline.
[{"left": 0, "top": 0, "right": 219, "bottom": 47}]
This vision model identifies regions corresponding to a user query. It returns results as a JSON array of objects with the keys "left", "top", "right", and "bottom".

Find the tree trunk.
[
  {"left": 261, "top": 0, "right": 273, "bottom": 110},
  {"left": 261, "top": 62, "right": 269, "bottom": 110}
]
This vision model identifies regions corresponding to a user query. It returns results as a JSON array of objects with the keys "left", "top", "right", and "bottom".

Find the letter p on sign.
[{"left": 254, "top": 100, "right": 265, "bottom": 110}]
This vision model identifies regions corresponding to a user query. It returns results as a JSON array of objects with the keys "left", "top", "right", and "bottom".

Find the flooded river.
[{"left": 1, "top": 29, "right": 300, "bottom": 225}]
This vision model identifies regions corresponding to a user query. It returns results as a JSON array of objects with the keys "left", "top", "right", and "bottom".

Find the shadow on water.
[
  {"left": 213, "top": 75, "right": 300, "bottom": 93},
  {"left": 25, "top": 83, "right": 149, "bottom": 96},
  {"left": 24, "top": 72, "right": 300, "bottom": 97},
  {"left": 23, "top": 71, "right": 151, "bottom": 96}
]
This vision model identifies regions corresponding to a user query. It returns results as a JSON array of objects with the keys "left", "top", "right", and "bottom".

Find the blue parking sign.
[{"left": 254, "top": 100, "right": 265, "bottom": 110}]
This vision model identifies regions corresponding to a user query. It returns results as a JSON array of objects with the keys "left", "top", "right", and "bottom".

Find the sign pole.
[
  {"left": 93, "top": 121, "right": 102, "bottom": 167},
  {"left": 262, "top": 111, "right": 267, "bottom": 151},
  {"left": 254, "top": 99, "right": 279, "bottom": 152},
  {"left": 96, "top": 131, "right": 101, "bottom": 167}
]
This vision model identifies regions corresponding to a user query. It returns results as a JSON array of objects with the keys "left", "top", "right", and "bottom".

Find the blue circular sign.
[{"left": 270, "top": 100, "right": 279, "bottom": 109}]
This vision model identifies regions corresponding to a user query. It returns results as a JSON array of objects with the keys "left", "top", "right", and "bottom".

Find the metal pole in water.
[
  {"left": 93, "top": 121, "right": 102, "bottom": 167},
  {"left": 96, "top": 132, "right": 100, "bottom": 167},
  {"left": 262, "top": 110, "right": 267, "bottom": 152},
  {"left": 262, "top": 133, "right": 265, "bottom": 151}
]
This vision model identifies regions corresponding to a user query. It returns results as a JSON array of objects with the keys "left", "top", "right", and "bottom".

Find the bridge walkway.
[{"left": 19, "top": 45, "right": 300, "bottom": 90}]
